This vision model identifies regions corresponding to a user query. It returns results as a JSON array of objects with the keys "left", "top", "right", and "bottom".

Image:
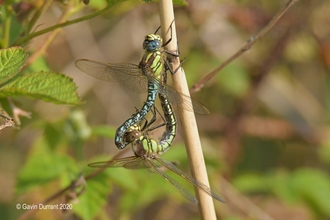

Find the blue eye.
[{"left": 144, "top": 40, "right": 160, "bottom": 52}]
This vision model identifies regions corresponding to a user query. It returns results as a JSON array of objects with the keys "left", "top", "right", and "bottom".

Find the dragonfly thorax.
[
  {"left": 143, "top": 34, "right": 162, "bottom": 52},
  {"left": 131, "top": 137, "right": 159, "bottom": 158}
]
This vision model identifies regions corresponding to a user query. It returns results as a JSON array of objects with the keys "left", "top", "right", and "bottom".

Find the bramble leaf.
[
  {"left": 0, "top": 71, "right": 83, "bottom": 105},
  {"left": 0, "top": 47, "right": 28, "bottom": 85}
]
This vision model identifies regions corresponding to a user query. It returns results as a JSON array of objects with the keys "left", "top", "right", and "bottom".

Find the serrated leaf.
[
  {"left": 73, "top": 171, "right": 112, "bottom": 220},
  {"left": 16, "top": 151, "right": 78, "bottom": 194},
  {"left": 0, "top": 71, "right": 83, "bottom": 105},
  {"left": 0, "top": 47, "right": 28, "bottom": 85}
]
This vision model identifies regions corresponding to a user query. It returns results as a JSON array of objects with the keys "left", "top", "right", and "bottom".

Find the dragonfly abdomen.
[
  {"left": 158, "top": 94, "right": 176, "bottom": 153},
  {"left": 115, "top": 81, "right": 159, "bottom": 149}
]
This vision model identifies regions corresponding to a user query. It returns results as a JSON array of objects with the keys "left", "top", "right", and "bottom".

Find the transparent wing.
[
  {"left": 153, "top": 79, "right": 210, "bottom": 114},
  {"left": 75, "top": 59, "right": 209, "bottom": 113},
  {"left": 88, "top": 156, "right": 156, "bottom": 169},
  {"left": 156, "top": 157, "right": 226, "bottom": 203},
  {"left": 146, "top": 158, "right": 198, "bottom": 204},
  {"left": 75, "top": 59, "right": 148, "bottom": 93},
  {"left": 88, "top": 156, "right": 141, "bottom": 168}
]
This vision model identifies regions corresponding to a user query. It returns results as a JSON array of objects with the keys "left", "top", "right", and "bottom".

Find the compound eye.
[
  {"left": 143, "top": 40, "right": 148, "bottom": 49},
  {"left": 146, "top": 40, "right": 160, "bottom": 51},
  {"left": 124, "top": 131, "right": 140, "bottom": 143}
]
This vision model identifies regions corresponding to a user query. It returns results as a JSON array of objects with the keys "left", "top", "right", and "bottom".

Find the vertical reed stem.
[{"left": 158, "top": 1, "right": 218, "bottom": 219}]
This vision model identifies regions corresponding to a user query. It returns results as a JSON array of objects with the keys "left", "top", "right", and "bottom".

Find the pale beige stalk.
[{"left": 158, "top": 1, "right": 219, "bottom": 219}]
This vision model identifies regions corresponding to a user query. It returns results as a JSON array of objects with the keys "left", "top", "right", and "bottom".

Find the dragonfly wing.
[
  {"left": 120, "top": 73, "right": 149, "bottom": 94},
  {"left": 88, "top": 156, "right": 139, "bottom": 168},
  {"left": 75, "top": 59, "right": 148, "bottom": 93},
  {"left": 154, "top": 80, "right": 210, "bottom": 114},
  {"left": 156, "top": 157, "right": 226, "bottom": 203},
  {"left": 146, "top": 158, "right": 198, "bottom": 204},
  {"left": 123, "top": 159, "right": 150, "bottom": 169}
]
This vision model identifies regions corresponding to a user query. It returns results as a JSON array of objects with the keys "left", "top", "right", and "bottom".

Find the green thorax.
[{"left": 139, "top": 34, "right": 165, "bottom": 80}]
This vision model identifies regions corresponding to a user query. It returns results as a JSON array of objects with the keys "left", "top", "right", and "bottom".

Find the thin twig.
[
  {"left": 25, "top": 0, "right": 53, "bottom": 35},
  {"left": 223, "top": 27, "right": 291, "bottom": 171},
  {"left": 13, "top": 3, "right": 114, "bottom": 46},
  {"left": 190, "top": 0, "right": 299, "bottom": 93},
  {"left": 159, "top": 1, "right": 219, "bottom": 219},
  {"left": 25, "top": 2, "right": 75, "bottom": 66}
]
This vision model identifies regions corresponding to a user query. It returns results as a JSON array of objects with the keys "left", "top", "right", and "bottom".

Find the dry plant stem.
[
  {"left": 0, "top": 117, "right": 14, "bottom": 131},
  {"left": 190, "top": 0, "right": 299, "bottom": 94},
  {"left": 9, "top": 98, "right": 31, "bottom": 125},
  {"left": 14, "top": 3, "right": 113, "bottom": 46},
  {"left": 25, "top": 2, "right": 74, "bottom": 66},
  {"left": 223, "top": 29, "right": 291, "bottom": 170},
  {"left": 159, "top": 1, "right": 218, "bottom": 219}
]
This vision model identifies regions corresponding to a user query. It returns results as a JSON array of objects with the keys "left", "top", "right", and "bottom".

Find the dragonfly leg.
[
  {"left": 145, "top": 105, "right": 166, "bottom": 133},
  {"left": 164, "top": 58, "right": 185, "bottom": 75},
  {"left": 162, "top": 20, "right": 176, "bottom": 47},
  {"left": 154, "top": 26, "right": 161, "bottom": 34},
  {"left": 163, "top": 20, "right": 180, "bottom": 58},
  {"left": 142, "top": 106, "right": 157, "bottom": 131}
]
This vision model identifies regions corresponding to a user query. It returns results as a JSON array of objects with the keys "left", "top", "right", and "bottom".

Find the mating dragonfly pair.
[{"left": 75, "top": 26, "right": 225, "bottom": 204}]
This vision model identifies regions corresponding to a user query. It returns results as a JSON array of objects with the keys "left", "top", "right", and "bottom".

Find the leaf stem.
[{"left": 26, "top": 0, "right": 53, "bottom": 35}]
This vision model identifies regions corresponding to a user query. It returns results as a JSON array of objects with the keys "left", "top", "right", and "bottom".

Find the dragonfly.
[
  {"left": 75, "top": 27, "right": 209, "bottom": 150},
  {"left": 89, "top": 94, "right": 225, "bottom": 204}
]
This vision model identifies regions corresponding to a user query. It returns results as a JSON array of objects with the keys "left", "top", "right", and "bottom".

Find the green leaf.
[
  {"left": 232, "top": 173, "right": 270, "bottom": 193},
  {"left": 0, "top": 71, "right": 83, "bottom": 105},
  {"left": 91, "top": 125, "right": 116, "bottom": 138},
  {"left": 141, "top": 0, "right": 188, "bottom": 5},
  {"left": 87, "top": 156, "right": 139, "bottom": 191},
  {"left": 103, "top": 167, "right": 139, "bottom": 191},
  {"left": 173, "top": 0, "right": 188, "bottom": 5},
  {"left": 290, "top": 169, "right": 330, "bottom": 217},
  {"left": 27, "top": 55, "right": 50, "bottom": 73},
  {"left": 73, "top": 171, "right": 112, "bottom": 220},
  {"left": 16, "top": 150, "right": 78, "bottom": 194},
  {"left": 217, "top": 62, "right": 250, "bottom": 97},
  {"left": 0, "top": 47, "right": 28, "bottom": 85}
]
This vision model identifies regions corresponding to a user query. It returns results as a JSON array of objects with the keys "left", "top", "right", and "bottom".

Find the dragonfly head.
[
  {"left": 124, "top": 124, "right": 142, "bottom": 143},
  {"left": 143, "top": 34, "right": 162, "bottom": 52}
]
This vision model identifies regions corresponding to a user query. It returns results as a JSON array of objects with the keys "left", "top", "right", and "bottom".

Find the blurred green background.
[{"left": 1, "top": 0, "right": 330, "bottom": 219}]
